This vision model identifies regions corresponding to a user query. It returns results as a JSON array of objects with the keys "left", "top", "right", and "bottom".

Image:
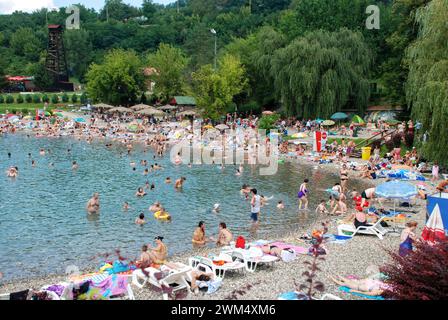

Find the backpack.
[{"left": 235, "top": 236, "right": 246, "bottom": 249}]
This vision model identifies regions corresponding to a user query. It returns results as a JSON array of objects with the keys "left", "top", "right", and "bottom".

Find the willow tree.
[
  {"left": 271, "top": 28, "right": 372, "bottom": 119},
  {"left": 407, "top": 0, "right": 448, "bottom": 165}
]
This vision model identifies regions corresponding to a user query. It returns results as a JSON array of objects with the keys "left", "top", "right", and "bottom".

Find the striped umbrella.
[{"left": 422, "top": 204, "right": 446, "bottom": 243}]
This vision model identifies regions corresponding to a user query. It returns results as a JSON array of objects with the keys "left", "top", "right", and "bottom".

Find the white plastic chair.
[
  {"left": 188, "top": 255, "right": 245, "bottom": 279},
  {"left": 337, "top": 216, "right": 389, "bottom": 239},
  {"left": 229, "top": 248, "right": 279, "bottom": 273},
  {"left": 132, "top": 265, "right": 191, "bottom": 300}
]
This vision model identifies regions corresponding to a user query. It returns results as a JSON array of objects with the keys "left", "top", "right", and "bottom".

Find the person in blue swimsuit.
[{"left": 399, "top": 221, "right": 418, "bottom": 257}]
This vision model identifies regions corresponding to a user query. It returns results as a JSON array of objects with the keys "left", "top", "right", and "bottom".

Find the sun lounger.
[
  {"left": 337, "top": 217, "right": 389, "bottom": 239},
  {"left": 188, "top": 254, "right": 246, "bottom": 279},
  {"left": 226, "top": 247, "right": 280, "bottom": 273},
  {"left": 132, "top": 263, "right": 191, "bottom": 300}
]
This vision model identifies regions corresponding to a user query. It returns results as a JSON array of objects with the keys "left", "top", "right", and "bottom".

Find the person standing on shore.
[
  {"left": 340, "top": 164, "right": 349, "bottom": 193},
  {"left": 250, "top": 188, "right": 261, "bottom": 226},
  {"left": 399, "top": 221, "right": 418, "bottom": 257}
]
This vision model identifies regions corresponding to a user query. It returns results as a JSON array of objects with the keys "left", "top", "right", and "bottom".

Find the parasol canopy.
[
  {"left": 422, "top": 204, "right": 446, "bottom": 243},
  {"left": 159, "top": 105, "right": 177, "bottom": 111},
  {"left": 107, "top": 107, "right": 132, "bottom": 114},
  {"left": 330, "top": 112, "right": 348, "bottom": 121},
  {"left": 262, "top": 111, "right": 274, "bottom": 115},
  {"left": 93, "top": 103, "right": 114, "bottom": 110},
  {"left": 130, "top": 104, "right": 152, "bottom": 111},
  {"left": 138, "top": 108, "right": 166, "bottom": 116},
  {"left": 321, "top": 120, "right": 335, "bottom": 126},
  {"left": 215, "top": 124, "right": 230, "bottom": 130},
  {"left": 177, "top": 110, "right": 197, "bottom": 116},
  {"left": 375, "top": 181, "right": 417, "bottom": 199},
  {"left": 351, "top": 115, "right": 365, "bottom": 124}
]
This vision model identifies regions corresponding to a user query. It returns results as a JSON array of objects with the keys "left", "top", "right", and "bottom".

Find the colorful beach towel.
[
  {"left": 268, "top": 242, "right": 309, "bottom": 255},
  {"left": 79, "top": 274, "right": 129, "bottom": 300},
  {"left": 339, "top": 286, "right": 384, "bottom": 300}
]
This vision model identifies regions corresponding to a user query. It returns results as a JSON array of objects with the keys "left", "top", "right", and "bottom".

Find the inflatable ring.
[{"left": 154, "top": 211, "right": 171, "bottom": 221}]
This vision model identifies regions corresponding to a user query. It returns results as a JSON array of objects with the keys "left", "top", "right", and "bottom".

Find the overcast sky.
[{"left": 0, "top": 0, "right": 176, "bottom": 14}]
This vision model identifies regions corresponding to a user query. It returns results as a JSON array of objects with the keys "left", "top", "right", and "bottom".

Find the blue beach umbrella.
[
  {"left": 74, "top": 117, "right": 86, "bottom": 123},
  {"left": 376, "top": 181, "right": 417, "bottom": 199},
  {"left": 330, "top": 112, "right": 348, "bottom": 121}
]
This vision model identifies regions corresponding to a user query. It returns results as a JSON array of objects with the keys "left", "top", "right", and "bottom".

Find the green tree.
[
  {"left": 16, "top": 95, "right": 24, "bottom": 103},
  {"left": 6, "top": 95, "right": 14, "bottom": 103},
  {"left": 0, "top": 95, "right": 4, "bottom": 103},
  {"left": 10, "top": 27, "right": 44, "bottom": 62},
  {"left": 146, "top": 43, "right": 188, "bottom": 102},
  {"left": 64, "top": 29, "right": 94, "bottom": 81},
  {"left": 25, "top": 95, "right": 32, "bottom": 103},
  {"left": 80, "top": 92, "right": 88, "bottom": 104},
  {"left": 51, "top": 94, "right": 59, "bottom": 104},
  {"left": 71, "top": 94, "right": 78, "bottom": 103},
  {"left": 33, "top": 94, "right": 41, "bottom": 103},
  {"left": 86, "top": 49, "right": 145, "bottom": 106},
  {"left": 192, "top": 54, "right": 247, "bottom": 120},
  {"left": 271, "top": 28, "right": 372, "bottom": 118},
  {"left": 42, "top": 94, "right": 49, "bottom": 103},
  {"left": 407, "top": 0, "right": 448, "bottom": 165},
  {"left": 62, "top": 93, "right": 69, "bottom": 103}
]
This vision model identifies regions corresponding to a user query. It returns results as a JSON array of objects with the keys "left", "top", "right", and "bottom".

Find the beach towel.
[
  {"left": 268, "top": 242, "right": 309, "bottom": 255},
  {"left": 339, "top": 286, "right": 384, "bottom": 300},
  {"left": 79, "top": 274, "right": 129, "bottom": 300},
  {"left": 325, "top": 234, "right": 352, "bottom": 244}
]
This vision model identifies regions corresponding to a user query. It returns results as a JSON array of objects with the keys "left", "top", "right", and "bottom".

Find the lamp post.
[{"left": 210, "top": 29, "right": 217, "bottom": 71}]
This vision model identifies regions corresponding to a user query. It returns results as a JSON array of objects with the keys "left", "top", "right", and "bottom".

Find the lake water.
[{"left": 0, "top": 133, "right": 367, "bottom": 281}]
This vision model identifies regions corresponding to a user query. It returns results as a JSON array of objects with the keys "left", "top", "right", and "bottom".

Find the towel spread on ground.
[
  {"left": 78, "top": 274, "right": 129, "bottom": 300},
  {"left": 339, "top": 286, "right": 384, "bottom": 300},
  {"left": 268, "top": 242, "right": 309, "bottom": 255}
]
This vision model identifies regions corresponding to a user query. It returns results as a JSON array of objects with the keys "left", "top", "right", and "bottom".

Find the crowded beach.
[{"left": 1, "top": 107, "right": 447, "bottom": 300}]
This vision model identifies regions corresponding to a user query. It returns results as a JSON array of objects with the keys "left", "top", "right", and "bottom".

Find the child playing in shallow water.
[{"left": 315, "top": 200, "right": 329, "bottom": 214}]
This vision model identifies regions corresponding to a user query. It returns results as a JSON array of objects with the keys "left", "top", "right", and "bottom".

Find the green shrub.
[
  {"left": 6, "top": 95, "right": 14, "bottom": 103},
  {"left": 0, "top": 95, "right": 4, "bottom": 103},
  {"left": 258, "top": 114, "right": 281, "bottom": 133},
  {"left": 33, "top": 94, "right": 41, "bottom": 103},
  {"left": 61, "top": 93, "right": 69, "bottom": 103},
  {"left": 51, "top": 94, "right": 59, "bottom": 104},
  {"left": 80, "top": 92, "right": 87, "bottom": 104},
  {"left": 16, "top": 95, "right": 24, "bottom": 103},
  {"left": 25, "top": 95, "right": 32, "bottom": 103},
  {"left": 71, "top": 93, "right": 78, "bottom": 103},
  {"left": 42, "top": 94, "right": 49, "bottom": 103},
  {"left": 21, "top": 108, "right": 30, "bottom": 114}
]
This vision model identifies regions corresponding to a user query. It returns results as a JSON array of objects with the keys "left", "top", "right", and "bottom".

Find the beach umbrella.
[
  {"left": 177, "top": 110, "right": 197, "bottom": 116},
  {"left": 330, "top": 112, "right": 348, "bottom": 121},
  {"left": 107, "top": 107, "right": 132, "bottom": 114},
  {"left": 23, "top": 115, "right": 33, "bottom": 120},
  {"left": 351, "top": 115, "right": 365, "bottom": 124},
  {"left": 321, "top": 120, "right": 335, "bottom": 126},
  {"left": 315, "top": 118, "right": 324, "bottom": 123},
  {"left": 262, "top": 110, "right": 274, "bottom": 115},
  {"left": 94, "top": 103, "right": 114, "bottom": 110},
  {"left": 138, "top": 108, "right": 166, "bottom": 116},
  {"left": 130, "top": 104, "right": 152, "bottom": 111},
  {"left": 215, "top": 124, "right": 230, "bottom": 130},
  {"left": 376, "top": 181, "right": 417, "bottom": 199},
  {"left": 74, "top": 117, "right": 86, "bottom": 123},
  {"left": 159, "top": 105, "right": 177, "bottom": 111},
  {"left": 422, "top": 204, "right": 446, "bottom": 243}
]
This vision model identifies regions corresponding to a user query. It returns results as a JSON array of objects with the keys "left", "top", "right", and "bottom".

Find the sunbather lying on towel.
[
  {"left": 189, "top": 271, "right": 216, "bottom": 295},
  {"left": 329, "top": 273, "right": 389, "bottom": 297}
]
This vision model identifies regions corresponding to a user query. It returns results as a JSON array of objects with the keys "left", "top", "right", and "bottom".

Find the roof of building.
[{"left": 173, "top": 96, "right": 196, "bottom": 106}]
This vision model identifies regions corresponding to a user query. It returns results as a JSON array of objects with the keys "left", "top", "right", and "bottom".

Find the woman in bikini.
[
  {"left": 340, "top": 164, "right": 349, "bottom": 193},
  {"left": 147, "top": 236, "right": 167, "bottom": 264}
]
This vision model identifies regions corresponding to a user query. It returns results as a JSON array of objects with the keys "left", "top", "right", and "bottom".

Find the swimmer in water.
[
  {"left": 150, "top": 183, "right": 155, "bottom": 191},
  {"left": 7, "top": 166, "right": 18, "bottom": 178},
  {"left": 261, "top": 195, "right": 274, "bottom": 207},
  {"left": 122, "top": 202, "right": 130, "bottom": 211},
  {"left": 136, "top": 187, "right": 147, "bottom": 197},
  {"left": 7, "top": 152, "right": 11, "bottom": 159},
  {"left": 143, "top": 168, "right": 149, "bottom": 175},
  {"left": 277, "top": 201, "right": 285, "bottom": 210},
  {"left": 72, "top": 161, "right": 79, "bottom": 170},
  {"left": 130, "top": 161, "right": 136, "bottom": 167},
  {"left": 212, "top": 203, "right": 220, "bottom": 213},
  {"left": 149, "top": 201, "right": 163, "bottom": 212},
  {"left": 39, "top": 148, "right": 45, "bottom": 156},
  {"left": 175, "top": 177, "right": 186, "bottom": 189},
  {"left": 135, "top": 213, "right": 146, "bottom": 225},
  {"left": 240, "top": 184, "right": 252, "bottom": 199},
  {"left": 235, "top": 169, "right": 241, "bottom": 176},
  {"left": 165, "top": 177, "right": 172, "bottom": 184},
  {"left": 145, "top": 181, "right": 150, "bottom": 190},
  {"left": 31, "top": 160, "right": 36, "bottom": 167},
  {"left": 86, "top": 193, "right": 100, "bottom": 215}
]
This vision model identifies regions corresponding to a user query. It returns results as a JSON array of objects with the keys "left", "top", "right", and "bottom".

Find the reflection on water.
[{"left": 0, "top": 133, "right": 368, "bottom": 281}]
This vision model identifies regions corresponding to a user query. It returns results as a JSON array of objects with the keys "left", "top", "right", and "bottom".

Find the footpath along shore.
[{"left": 0, "top": 153, "right": 430, "bottom": 300}]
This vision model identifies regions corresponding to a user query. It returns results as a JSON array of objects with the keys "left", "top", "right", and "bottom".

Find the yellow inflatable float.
[{"left": 154, "top": 211, "right": 171, "bottom": 221}]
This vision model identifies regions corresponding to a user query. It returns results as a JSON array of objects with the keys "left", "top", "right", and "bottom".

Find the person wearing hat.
[{"left": 148, "top": 236, "right": 167, "bottom": 264}]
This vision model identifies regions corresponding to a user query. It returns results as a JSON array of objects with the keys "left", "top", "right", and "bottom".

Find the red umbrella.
[{"left": 422, "top": 204, "right": 446, "bottom": 243}]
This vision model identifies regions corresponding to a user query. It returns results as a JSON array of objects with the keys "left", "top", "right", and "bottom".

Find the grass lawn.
[{"left": 0, "top": 103, "right": 75, "bottom": 113}]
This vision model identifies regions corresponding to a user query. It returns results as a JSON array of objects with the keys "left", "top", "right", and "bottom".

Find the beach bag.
[
  {"left": 235, "top": 236, "right": 246, "bottom": 249},
  {"left": 280, "top": 249, "right": 296, "bottom": 262}
]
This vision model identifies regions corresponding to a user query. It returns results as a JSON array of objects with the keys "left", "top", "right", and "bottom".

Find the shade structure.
[
  {"left": 321, "top": 120, "right": 335, "bottom": 126},
  {"left": 262, "top": 111, "right": 274, "bottom": 115},
  {"left": 138, "top": 108, "right": 166, "bottom": 117},
  {"left": 107, "top": 107, "right": 132, "bottom": 113},
  {"left": 215, "top": 124, "right": 230, "bottom": 130},
  {"left": 130, "top": 104, "right": 152, "bottom": 111},
  {"left": 351, "top": 115, "right": 365, "bottom": 124},
  {"left": 422, "top": 204, "right": 446, "bottom": 243},
  {"left": 376, "top": 181, "right": 417, "bottom": 199},
  {"left": 159, "top": 105, "right": 177, "bottom": 111},
  {"left": 177, "top": 110, "right": 197, "bottom": 116},
  {"left": 330, "top": 112, "right": 348, "bottom": 120},
  {"left": 93, "top": 103, "right": 114, "bottom": 110}
]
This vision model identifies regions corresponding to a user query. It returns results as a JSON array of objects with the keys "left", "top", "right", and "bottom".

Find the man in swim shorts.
[
  {"left": 86, "top": 193, "right": 100, "bottom": 214},
  {"left": 250, "top": 189, "right": 261, "bottom": 226}
]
